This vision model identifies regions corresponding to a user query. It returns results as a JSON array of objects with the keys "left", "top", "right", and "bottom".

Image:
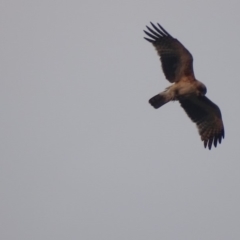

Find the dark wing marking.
[
  {"left": 179, "top": 96, "right": 224, "bottom": 150},
  {"left": 144, "top": 22, "right": 194, "bottom": 83}
]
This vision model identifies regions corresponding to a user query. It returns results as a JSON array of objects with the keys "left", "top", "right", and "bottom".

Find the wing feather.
[
  {"left": 179, "top": 96, "right": 224, "bottom": 149},
  {"left": 144, "top": 23, "right": 194, "bottom": 83}
]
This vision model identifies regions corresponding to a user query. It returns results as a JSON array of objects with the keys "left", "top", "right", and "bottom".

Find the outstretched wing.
[
  {"left": 179, "top": 96, "right": 224, "bottom": 149},
  {"left": 144, "top": 23, "right": 194, "bottom": 83}
]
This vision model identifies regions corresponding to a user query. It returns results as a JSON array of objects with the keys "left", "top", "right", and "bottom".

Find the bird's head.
[{"left": 197, "top": 82, "right": 207, "bottom": 96}]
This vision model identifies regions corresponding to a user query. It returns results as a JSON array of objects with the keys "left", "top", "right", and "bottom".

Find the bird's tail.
[{"left": 149, "top": 92, "right": 170, "bottom": 109}]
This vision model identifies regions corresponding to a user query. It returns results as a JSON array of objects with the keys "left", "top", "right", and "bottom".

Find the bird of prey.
[{"left": 144, "top": 22, "right": 224, "bottom": 149}]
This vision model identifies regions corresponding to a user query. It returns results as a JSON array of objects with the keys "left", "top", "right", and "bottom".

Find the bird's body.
[
  {"left": 144, "top": 23, "right": 224, "bottom": 149},
  {"left": 150, "top": 78, "right": 207, "bottom": 107}
]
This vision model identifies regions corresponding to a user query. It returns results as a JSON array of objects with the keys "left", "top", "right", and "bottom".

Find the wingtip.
[
  {"left": 143, "top": 37, "right": 154, "bottom": 43},
  {"left": 204, "top": 140, "right": 207, "bottom": 149},
  {"left": 203, "top": 131, "right": 224, "bottom": 150},
  {"left": 157, "top": 23, "right": 171, "bottom": 37}
]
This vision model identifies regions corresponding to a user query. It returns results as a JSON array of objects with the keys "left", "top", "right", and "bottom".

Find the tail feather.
[{"left": 149, "top": 93, "right": 168, "bottom": 109}]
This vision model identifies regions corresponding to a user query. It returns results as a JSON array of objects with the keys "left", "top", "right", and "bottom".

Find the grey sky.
[{"left": 1, "top": 0, "right": 240, "bottom": 239}]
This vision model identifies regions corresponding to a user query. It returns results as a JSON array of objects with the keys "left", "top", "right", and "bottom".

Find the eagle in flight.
[{"left": 144, "top": 23, "right": 224, "bottom": 149}]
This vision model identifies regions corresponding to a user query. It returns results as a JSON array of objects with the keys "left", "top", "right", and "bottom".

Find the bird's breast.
[{"left": 173, "top": 81, "right": 198, "bottom": 99}]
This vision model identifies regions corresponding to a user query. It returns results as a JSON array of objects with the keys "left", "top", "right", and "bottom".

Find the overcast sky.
[{"left": 1, "top": 0, "right": 240, "bottom": 239}]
